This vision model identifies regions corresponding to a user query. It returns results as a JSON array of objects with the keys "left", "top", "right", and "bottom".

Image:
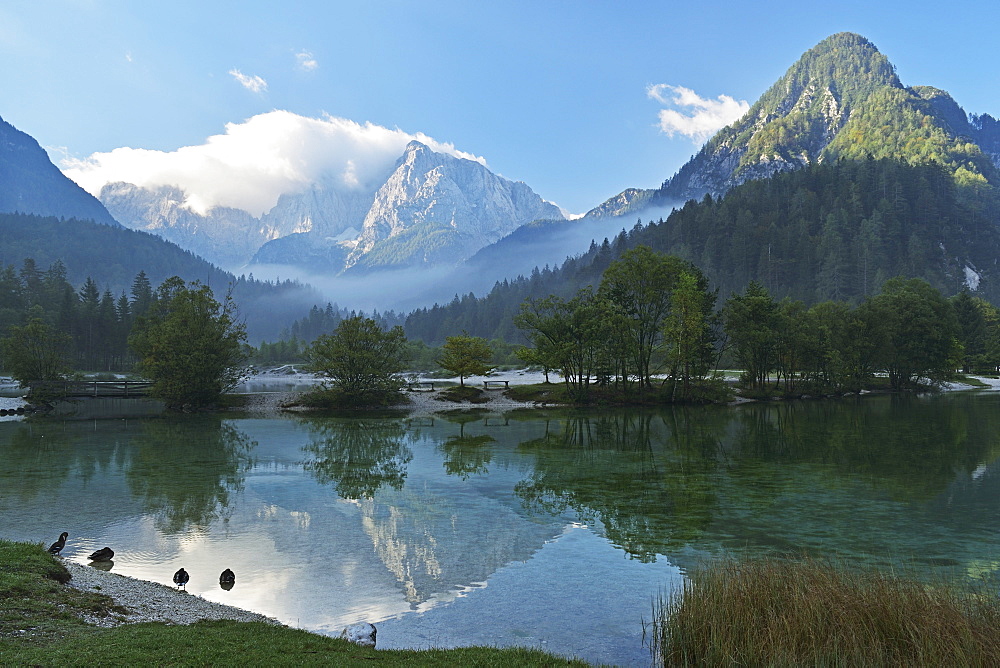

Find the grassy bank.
[
  {"left": 0, "top": 540, "right": 586, "bottom": 666},
  {"left": 650, "top": 558, "right": 1000, "bottom": 666}
]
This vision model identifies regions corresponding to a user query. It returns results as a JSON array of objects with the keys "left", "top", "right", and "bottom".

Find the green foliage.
[
  {"left": 514, "top": 288, "right": 610, "bottom": 400},
  {"left": 305, "top": 316, "right": 409, "bottom": 403},
  {"left": 724, "top": 282, "right": 780, "bottom": 391},
  {"left": 662, "top": 271, "right": 717, "bottom": 398},
  {"left": 0, "top": 310, "right": 72, "bottom": 390},
  {"left": 129, "top": 278, "right": 251, "bottom": 408},
  {"left": 436, "top": 385, "right": 490, "bottom": 403},
  {"left": 254, "top": 338, "right": 306, "bottom": 365},
  {"left": 438, "top": 334, "right": 494, "bottom": 386},
  {"left": 861, "top": 277, "right": 961, "bottom": 389},
  {"left": 599, "top": 246, "right": 698, "bottom": 387}
]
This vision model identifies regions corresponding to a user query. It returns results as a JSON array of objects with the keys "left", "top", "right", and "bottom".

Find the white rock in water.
[{"left": 340, "top": 622, "right": 377, "bottom": 648}]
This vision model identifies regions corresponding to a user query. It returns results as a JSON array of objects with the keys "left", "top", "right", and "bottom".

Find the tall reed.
[{"left": 649, "top": 558, "right": 1000, "bottom": 666}]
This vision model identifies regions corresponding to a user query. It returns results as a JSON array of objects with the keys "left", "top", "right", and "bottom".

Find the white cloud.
[
  {"left": 61, "top": 110, "right": 487, "bottom": 217},
  {"left": 296, "top": 51, "right": 318, "bottom": 71},
  {"left": 229, "top": 68, "right": 268, "bottom": 94},
  {"left": 647, "top": 84, "right": 749, "bottom": 142}
]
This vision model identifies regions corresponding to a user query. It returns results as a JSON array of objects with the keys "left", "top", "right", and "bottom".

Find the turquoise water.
[{"left": 2, "top": 392, "right": 1000, "bottom": 665}]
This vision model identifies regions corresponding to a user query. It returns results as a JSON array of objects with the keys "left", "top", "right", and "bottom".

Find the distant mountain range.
[
  {"left": 98, "top": 140, "right": 564, "bottom": 274},
  {"left": 3, "top": 31, "right": 1000, "bottom": 341}
]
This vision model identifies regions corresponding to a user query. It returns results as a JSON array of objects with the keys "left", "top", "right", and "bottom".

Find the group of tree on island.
[{"left": 273, "top": 245, "right": 994, "bottom": 408}]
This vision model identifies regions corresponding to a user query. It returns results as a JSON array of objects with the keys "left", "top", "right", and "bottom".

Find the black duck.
[
  {"left": 48, "top": 532, "right": 68, "bottom": 555},
  {"left": 88, "top": 547, "right": 114, "bottom": 561}
]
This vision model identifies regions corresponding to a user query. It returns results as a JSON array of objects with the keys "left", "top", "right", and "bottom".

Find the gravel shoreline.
[{"left": 63, "top": 561, "right": 282, "bottom": 627}]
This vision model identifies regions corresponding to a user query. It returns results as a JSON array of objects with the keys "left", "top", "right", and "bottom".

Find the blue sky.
[{"left": 2, "top": 0, "right": 998, "bottom": 215}]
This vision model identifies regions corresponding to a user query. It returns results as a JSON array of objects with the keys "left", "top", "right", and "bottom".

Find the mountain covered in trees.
[
  {"left": 0, "top": 116, "right": 119, "bottom": 227},
  {"left": 0, "top": 213, "right": 320, "bottom": 342},
  {"left": 584, "top": 32, "right": 1000, "bottom": 221},
  {"left": 403, "top": 157, "right": 1000, "bottom": 344}
]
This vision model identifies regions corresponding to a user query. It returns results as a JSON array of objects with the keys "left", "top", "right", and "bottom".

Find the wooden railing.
[{"left": 28, "top": 380, "right": 154, "bottom": 398}]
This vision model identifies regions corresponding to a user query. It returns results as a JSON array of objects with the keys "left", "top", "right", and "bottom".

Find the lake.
[{"left": 3, "top": 391, "right": 1000, "bottom": 666}]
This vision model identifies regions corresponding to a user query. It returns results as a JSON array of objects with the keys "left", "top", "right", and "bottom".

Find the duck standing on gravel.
[
  {"left": 48, "top": 532, "right": 68, "bottom": 555},
  {"left": 173, "top": 567, "right": 190, "bottom": 589},
  {"left": 88, "top": 547, "right": 114, "bottom": 561}
]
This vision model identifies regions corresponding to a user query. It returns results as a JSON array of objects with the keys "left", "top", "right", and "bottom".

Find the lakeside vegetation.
[
  {"left": 0, "top": 539, "right": 585, "bottom": 666},
  {"left": 8, "top": 538, "right": 1000, "bottom": 666},
  {"left": 2, "top": 244, "right": 991, "bottom": 410},
  {"left": 649, "top": 558, "right": 1000, "bottom": 666}
]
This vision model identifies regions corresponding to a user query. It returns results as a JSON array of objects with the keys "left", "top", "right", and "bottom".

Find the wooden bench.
[
  {"left": 483, "top": 380, "right": 509, "bottom": 390},
  {"left": 407, "top": 381, "right": 435, "bottom": 392}
]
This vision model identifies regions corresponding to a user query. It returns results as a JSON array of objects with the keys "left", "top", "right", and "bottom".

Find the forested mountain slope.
[
  {"left": 0, "top": 213, "right": 319, "bottom": 342},
  {"left": 585, "top": 32, "right": 1000, "bottom": 221},
  {"left": 404, "top": 158, "right": 1000, "bottom": 344},
  {"left": 0, "top": 116, "right": 119, "bottom": 226}
]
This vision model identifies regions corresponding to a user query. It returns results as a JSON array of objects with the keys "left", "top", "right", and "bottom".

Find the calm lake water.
[{"left": 3, "top": 392, "right": 1000, "bottom": 666}]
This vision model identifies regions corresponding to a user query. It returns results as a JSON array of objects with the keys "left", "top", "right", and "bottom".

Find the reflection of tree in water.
[
  {"left": 515, "top": 409, "right": 726, "bottom": 562},
  {"left": 514, "top": 397, "right": 1000, "bottom": 563},
  {"left": 126, "top": 417, "right": 256, "bottom": 533},
  {"left": 728, "top": 395, "right": 1000, "bottom": 501},
  {"left": 1, "top": 421, "right": 131, "bottom": 501},
  {"left": 300, "top": 417, "right": 412, "bottom": 499},
  {"left": 437, "top": 410, "right": 495, "bottom": 479}
]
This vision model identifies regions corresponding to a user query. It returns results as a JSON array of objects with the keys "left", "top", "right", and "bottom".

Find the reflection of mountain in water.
[
  {"left": 359, "top": 485, "right": 561, "bottom": 606},
  {"left": 297, "top": 413, "right": 564, "bottom": 607}
]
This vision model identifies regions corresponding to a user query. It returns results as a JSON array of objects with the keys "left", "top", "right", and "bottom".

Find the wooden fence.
[{"left": 28, "top": 380, "right": 154, "bottom": 398}]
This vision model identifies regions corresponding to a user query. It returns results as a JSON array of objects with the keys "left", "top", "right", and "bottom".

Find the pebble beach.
[{"left": 63, "top": 560, "right": 281, "bottom": 628}]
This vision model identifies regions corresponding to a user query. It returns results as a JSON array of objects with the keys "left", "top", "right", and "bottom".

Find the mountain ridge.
[
  {"left": 583, "top": 32, "right": 1000, "bottom": 221},
  {"left": 99, "top": 140, "right": 563, "bottom": 274},
  {"left": 0, "top": 116, "right": 120, "bottom": 227}
]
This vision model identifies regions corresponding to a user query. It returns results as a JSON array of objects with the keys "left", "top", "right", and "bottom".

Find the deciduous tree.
[
  {"left": 438, "top": 334, "right": 494, "bottom": 387},
  {"left": 129, "top": 278, "right": 251, "bottom": 408},
  {"left": 305, "top": 315, "right": 408, "bottom": 403}
]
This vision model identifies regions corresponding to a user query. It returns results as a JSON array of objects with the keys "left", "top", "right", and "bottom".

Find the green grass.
[
  {"left": 953, "top": 374, "right": 992, "bottom": 389},
  {"left": 650, "top": 557, "right": 1000, "bottom": 667},
  {"left": 291, "top": 387, "right": 411, "bottom": 409},
  {"left": 505, "top": 383, "right": 573, "bottom": 403},
  {"left": 435, "top": 386, "right": 490, "bottom": 403},
  {"left": 1, "top": 540, "right": 588, "bottom": 666}
]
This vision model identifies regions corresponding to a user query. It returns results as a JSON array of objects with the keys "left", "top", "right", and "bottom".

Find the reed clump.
[{"left": 650, "top": 558, "right": 1000, "bottom": 667}]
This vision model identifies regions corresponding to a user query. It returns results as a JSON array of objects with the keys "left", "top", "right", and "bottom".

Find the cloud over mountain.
[
  {"left": 61, "top": 111, "right": 486, "bottom": 217},
  {"left": 647, "top": 84, "right": 749, "bottom": 142}
]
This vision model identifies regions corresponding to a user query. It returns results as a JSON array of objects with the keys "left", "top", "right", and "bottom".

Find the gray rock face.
[
  {"left": 99, "top": 141, "right": 562, "bottom": 274},
  {"left": 346, "top": 141, "right": 563, "bottom": 270},
  {"left": 100, "top": 182, "right": 262, "bottom": 269},
  {"left": 340, "top": 622, "right": 377, "bottom": 648}
]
